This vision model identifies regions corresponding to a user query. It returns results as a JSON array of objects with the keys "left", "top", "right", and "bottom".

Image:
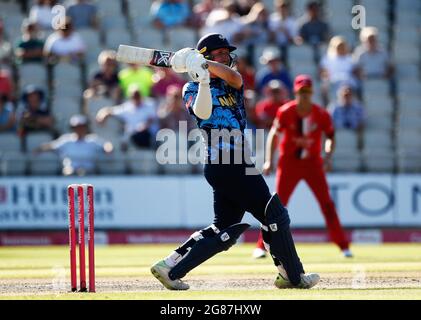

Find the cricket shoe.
[
  {"left": 252, "top": 247, "right": 267, "bottom": 259},
  {"left": 150, "top": 260, "right": 190, "bottom": 290},
  {"left": 274, "top": 273, "right": 320, "bottom": 289},
  {"left": 342, "top": 249, "right": 354, "bottom": 258}
]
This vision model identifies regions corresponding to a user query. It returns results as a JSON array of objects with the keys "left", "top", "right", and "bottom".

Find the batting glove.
[
  {"left": 170, "top": 48, "right": 198, "bottom": 73},
  {"left": 186, "top": 53, "right": 210, "bottom": 84}
]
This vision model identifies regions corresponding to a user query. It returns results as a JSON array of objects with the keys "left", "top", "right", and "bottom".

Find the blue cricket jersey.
[{"left": 183, "top": 78, "right": 248, "bottom": 162}]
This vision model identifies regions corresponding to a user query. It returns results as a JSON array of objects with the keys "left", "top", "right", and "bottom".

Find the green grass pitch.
[{"left": 0, "top": 243, "right": 420, "bottom": 299}]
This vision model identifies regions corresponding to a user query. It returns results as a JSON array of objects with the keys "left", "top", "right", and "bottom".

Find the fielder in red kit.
[{"left": 253, "top": 74, "right": 353, "bottom": 259}]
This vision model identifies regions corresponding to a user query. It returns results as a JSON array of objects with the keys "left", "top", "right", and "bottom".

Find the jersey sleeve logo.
[{"left": 185, "top": 95, "right": 193, "bottom": 110}]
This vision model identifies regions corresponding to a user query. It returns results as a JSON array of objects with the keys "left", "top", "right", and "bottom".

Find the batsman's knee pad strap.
[
  {"left": 264, "top": 193, "right": 304, "bottom": 285},
  {"left": 169, "top": 223, "right": 250, "bottom": 280},
  {"left": 265, "top": 193, "right": 290, "bottom": 231}
]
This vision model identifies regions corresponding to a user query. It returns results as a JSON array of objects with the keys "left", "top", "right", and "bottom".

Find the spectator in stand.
[
  {"left": 235, "top": 54, "right": 255, "bottom": 91},
  {"left": 0, "top": 18, "right": 12, "bottom": 65},
  {"left": 14, "top": 20, "right": 45, "bottom": 64},
  {"left": 255, "top": 79, "right": 289, "bottom": 130},
  {"left": 0, "top": 68, "right": 14, "bottom": 101},
  {"left": 353, "top": 26, "right": 394, "bottom": 79},
  {"left": 29, "top": 0, "right": 58, "bottom": 30},
  {"left": 234, "top": 0, "right": 259, "bottom": 16},
  {"left": 119, "top": 63, "right": 154, "bottom": 99},
  {"left": 268, "top": 0, "right": 298, "bottom": 64},
  {"left": 43, "top": 17, "right": 86, "bottom": 63},
  {"left": 0, "top": 94, "right": 16, "bottom": 133},
  {"left": 151, "top": 0, "right": 191, "bottom": 30},
  {"left": 84, "top": 50, "right": 121, "bottom": 101},
  {"left": 193, "top": 0, "right": 218, "bottom": 28},
  {"left": 201, "top": 0, "right": 243, "bottom": 44},
  {"left": 256, "top": 46, "right": 293, "bottom": 95},
  {"left": 328, "top": 84, "right": 364, "bottom": 131},
  {"left": 34, "top": 114, "right": 113, "bottom": 176},
  {"left": 16, "top": 85, "right": 54, "bottom": 136},
  {"left": 237, "top": 2, "right": 270, "bottom": 48},
  {"left": 296, "top": 1, "right": 330, "bottom": 46},
  {"left": 157, "top": 85, "right": 194, "bottom": 131},
  {"left": 244, "top": 88, "right": 258, "bottom": 129},
  {"left": 320, "top": 36, "right": 361, "bottom": 104},
  {"left": 96, "top": 84, "right": 157, "bottom": 150},
  {"left": 66, "top": 0, "right": 99, "bottom": 30},
  {"left": 152, "top": 67, "right": 185, "bottom": 99}
]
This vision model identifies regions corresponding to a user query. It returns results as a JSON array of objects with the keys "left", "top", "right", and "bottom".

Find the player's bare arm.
[
  {"left": 324, "top": 135, "right": 335, "bottom": 172},
  {"left": 263, "top": 120, "right": 280, "bottom": 175},
  {"left": 206, "top": 60, "right": 243, "bottom": 89}
]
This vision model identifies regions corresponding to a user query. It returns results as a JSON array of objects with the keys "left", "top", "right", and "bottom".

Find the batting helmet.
[{"left": 196, "top": 34, "right": 237, "bottom": 66}]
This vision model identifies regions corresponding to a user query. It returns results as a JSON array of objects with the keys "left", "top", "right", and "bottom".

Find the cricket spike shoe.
[
  {"left": 151, "top": 260, "right": 190, "bottom": 290},
  {"left": 342, "top": 249, "right": 354, "bottom": 258},
  {"left": 252, "top": 247, "right": 267, "bottom": 259},
  {"left": 274, "top": 273, "right": 320, "bottom": 289}
]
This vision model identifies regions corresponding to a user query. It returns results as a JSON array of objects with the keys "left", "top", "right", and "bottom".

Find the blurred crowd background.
[{"left": 0, "top": 0, "right": 420, "bottom": 176}]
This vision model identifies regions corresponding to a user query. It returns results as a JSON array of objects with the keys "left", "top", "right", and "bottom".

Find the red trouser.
[{"left": 257, "top": 157, "right": 350, "bottom": 250}]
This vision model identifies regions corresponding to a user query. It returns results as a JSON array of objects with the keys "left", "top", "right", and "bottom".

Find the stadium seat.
[
  {"left": 25, "top": 132, "right": 53, "bottom": 152},
  {"left": 53, "top": 63, "right": 82, "bottom": 83},
  {"left": 136, "top": 28, "right": 166, "bottom": 50},
  {"left": 167, "top": 28, "right": 198, "bottom": 51},
  {"left": 395, "top": 64, "right": 420, "bottom": 80},
  {"left": 396, "top": 0, "right": 421, "bottom": 11},
  {"left": 101, "top": 14, "right": 128, "bottom": 31},
  {"left": 51, "top": 97, "right": 81, "bottom": 131},
  {"left": 0, "top": 152, "right": 27, "bottom": 176},
  {"left": 363, "top": 129, "right": 393, "bottom": 150},
  {"left": 362, "top": 148, "right": 395, "bottom": 172},
  {"left": 292, "top": 0, "right": 309, "bottom": 15},
  {"left": 97, "top": 0, "right": 122, "bottom": 16},
  {"left": 364, "top": 79, "right": 390, "bottom": 97},
  {"left": 90, "top": 116, "right": 123, "bottom": 149},
  {"left": 393, "top": 44, "right": 420, "bottom": 64},
  {"left": 397, "top": 149, "right": 421, "bottom": 172},
  {"left": 332, "top": 150, "right": 362, "bottom": 172},
  {"left": 359, "top": 0, "right": 389, "bottom": 12},
  {"left": 290, "top": 62, "right": 317, "bottom": 79},
  {"left": 127, "top": 0, "right": 153, "bottom": 19},
  {"left": 395, "top": 10, "right": 421, "bottom": 27},
  {"left": 399, "top": 97, "right": 421, "bottom": 119},
  {"left": 364, "top": 96, "right": 393, "bottom": 116},
  {"left": 397, "top": 129, "right": 421, "bottom": 149},
  {"left": 96, "top": 152, "right": 127, "bottom": 175},
  {"left": 397, "top": 81, "right": 421, "bottom": 97},
  {"left": 365, "top": 114, "right": 393, "bottom": 131},
  {"left": 0, "top": 133, "right": 23, "bottom": 152},
  {"left": 127, "top": 149, "right": 160, "bottom": 174},
  {"left": 85, "top": 96, "right": 114, "bottom": 119},
  {"left": 105, "top": 28, "right": 132, "bottom": 49},
  {"left": 29, "top": 153, "right": 60, "bottom": 175},
  {"left": 334, "top": 129, "right": 359, "bottom": 151},
  {"left": 19, "top": 63, "right": 48, "bottom": 89},
  {"left": 398, "top": 114, "right": 421, "bottom": 130},
  {"left": 288, "top": 45, "right": 314, "bottom": 63}
]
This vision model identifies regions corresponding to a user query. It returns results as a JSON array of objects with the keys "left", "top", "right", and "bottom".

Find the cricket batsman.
[
  {"left": 150, "top": 33, "right": 320, "bottom": 290},
  {"left": 253, "top": 74, "right": 353, "bottom": 259}
]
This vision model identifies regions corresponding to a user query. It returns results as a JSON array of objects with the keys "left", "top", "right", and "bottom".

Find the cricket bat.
[
  {"left": 116, "top": 45, "right": 175, "bottom": 68},
  {"left": 116, "top": 44, "right": 208, "bottom": 70}
]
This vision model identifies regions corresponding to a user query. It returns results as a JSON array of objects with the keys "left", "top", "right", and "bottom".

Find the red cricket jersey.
[{"left": 274, "top": 100, "right": 335, "bottom": 161}]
